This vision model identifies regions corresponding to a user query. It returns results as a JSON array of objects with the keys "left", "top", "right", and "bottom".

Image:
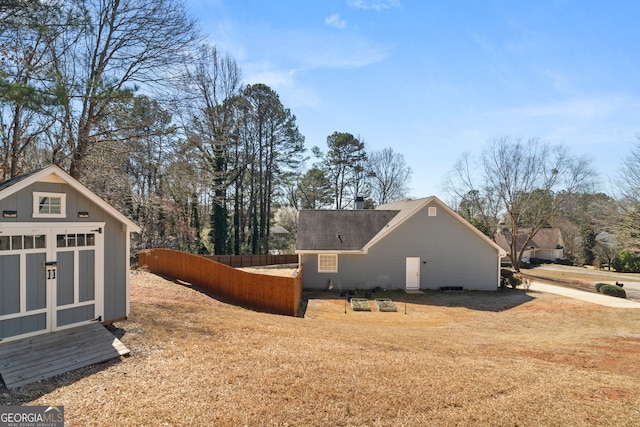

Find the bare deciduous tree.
[
  {"left": 444, "top": 152, "right": 502, "bottom": 238},
  {"left": 367, "top": 147, "right": 412, "bottom": 205},
  {"left": 615, "top": 140, "right": 640, "bottom": 251},
  {"left": 50, "top": 0, "right": 199, "bottom": 179},
  {"left": 618, "top": 140, "right": 640, "bottom": 203},
  {"left": 446, "top": 137, "right": 595, "bottom": 271}
]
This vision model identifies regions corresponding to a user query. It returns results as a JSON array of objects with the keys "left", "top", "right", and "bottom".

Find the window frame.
[
  {"left": 33, "top": 192, "right": 67, "bottom": 218},
  {"left": 317, "top": 253, "right": 338, "bottom": 273}
]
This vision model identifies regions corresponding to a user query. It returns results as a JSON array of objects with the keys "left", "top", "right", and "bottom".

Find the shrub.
[
  {"left": 501, "top": 268, "right": 514, "bottom": 279},
  {"left": 553, "top": 258, "right": 573, "bottom": 266},
  {"left": 500, "top": 269, "right": 513, "bottom": 288},
  {"left": 595, "top": 283, "right": 609, "bottom": 292},
  {"left": 500, "top": 269, "right": 522, "bottom": 289},
  {"left": 612, "top": 251, "right": 640, "bottom": 273},
  {"left": 599, "top": 284, "right": 627, "bottom": 298}
]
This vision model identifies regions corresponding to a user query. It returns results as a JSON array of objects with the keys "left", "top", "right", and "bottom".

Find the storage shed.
[{"left": 0, "top": 165, "right": 141, "bottom": 342}]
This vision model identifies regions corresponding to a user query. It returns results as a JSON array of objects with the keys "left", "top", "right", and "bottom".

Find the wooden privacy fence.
[
  {"left": 203, "top": 254, "right": 298, "bottom": 268},
  {"left": 138, "top": 249, "right": 303, "bottom": 316}
]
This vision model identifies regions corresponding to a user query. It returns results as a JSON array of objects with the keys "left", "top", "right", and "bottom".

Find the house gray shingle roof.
[
  {"left": 495, "top": 228, "right": 564, "bottom": 254},
  {"left": 296, "top": 209, "right": 400, "bottom": 251}
]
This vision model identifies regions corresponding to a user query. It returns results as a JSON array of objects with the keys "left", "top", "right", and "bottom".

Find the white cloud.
[
  {"left": 510, "top": 95, "right": 637, "bottom": 120},
  {"left": 244, "top": 62, "right": 298, "bottom": 88},
  {"left": 325, "top": 13, "right": 346, "bottom": 29},
  {"left": 347, "top": 0, "right": 401, "bottom": 11}
]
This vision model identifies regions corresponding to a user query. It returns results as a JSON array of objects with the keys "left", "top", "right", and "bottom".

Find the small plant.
[
  {"left": 598, "top": 284, "right": 626, "bottom": 298},
  {"left": 520, "top": 276, "right": 531, "bottom": 290}
]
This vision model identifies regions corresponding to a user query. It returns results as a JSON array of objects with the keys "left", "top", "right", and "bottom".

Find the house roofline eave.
[{"left": 296, "top": 249, "right": 366, "bottom": 255}]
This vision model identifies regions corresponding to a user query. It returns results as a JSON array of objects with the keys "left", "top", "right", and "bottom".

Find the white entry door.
[
  {"left": 0, "top": 223, "right": 104, "bottom": 342},
  {"left": 405, "top": 257, "right": 420, "bottom": 290}
]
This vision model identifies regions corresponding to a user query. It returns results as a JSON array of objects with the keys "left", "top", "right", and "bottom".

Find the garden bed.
[
  {"left": 350, "top": 298, "right": 371, "bottom": 311},
  {"left": 375, "top": 298, "right": 397, "bottom": 312}
]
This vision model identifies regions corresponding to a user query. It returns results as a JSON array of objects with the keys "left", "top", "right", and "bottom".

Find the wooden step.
[{"left": 0, "top": 322, "right": 129, "bottom": 389}]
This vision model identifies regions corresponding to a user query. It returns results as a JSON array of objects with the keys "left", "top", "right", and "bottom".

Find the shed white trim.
[{"left": 0, "top": 165, "right": 141, "bottom": 233}]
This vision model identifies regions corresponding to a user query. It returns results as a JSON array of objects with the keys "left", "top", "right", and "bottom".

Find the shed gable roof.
[{"left": 0, "top": 165, "right": 141, "bottom": 232}]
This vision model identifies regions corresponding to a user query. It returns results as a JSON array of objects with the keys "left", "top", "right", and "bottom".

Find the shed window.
[
  {"left": 57, "top": 233, "right": 95, "bottom": 248},
  {"left": 33, "top": 192, "right": 66, "bottom": 218},
  {"left": 318, "top": 254, "right": 338, "bottom": 273},
  {"left": 0, "top": 234, "right": 46, "bottom": 250},
  {"left": 428, "top": 207, "right": 437, "bottom": 216}
]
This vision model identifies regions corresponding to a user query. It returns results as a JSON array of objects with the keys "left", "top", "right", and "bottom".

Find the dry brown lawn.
[{"left": 2, "top": 270, "right": 640, "bottom": 426}]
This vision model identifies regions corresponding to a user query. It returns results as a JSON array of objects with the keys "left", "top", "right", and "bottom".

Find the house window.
[
  {"left": 428, "top": 207, "right": 437, "bottom": 216},
  {"left": 33, "top": 192, "right": 66, "bottom": 218},
  {"left": 318, "top": 254, "right": 338, "bottom": 273}
]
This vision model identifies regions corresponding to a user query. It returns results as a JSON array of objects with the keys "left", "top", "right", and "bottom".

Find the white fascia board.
[{"left": 0, "top": 165, "right": 141, "bottom": 233}]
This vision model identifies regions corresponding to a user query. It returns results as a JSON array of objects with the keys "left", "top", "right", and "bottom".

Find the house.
[
  {"left": 494, "top": 227, "right": 564, "bottom": 264},
  {"left": 296, "top": 197, "right": 506, "bottom": 291},
  {"left": 0, "top": 165, "right": 141, "bottom": 342}
]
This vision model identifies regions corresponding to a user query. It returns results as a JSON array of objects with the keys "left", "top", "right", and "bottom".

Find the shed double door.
[{"left": 0, "top": 223, "right": 104, "bottom": 342}]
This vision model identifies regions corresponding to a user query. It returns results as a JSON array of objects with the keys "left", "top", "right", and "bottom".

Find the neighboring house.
[
  {"left": 0, "top": 165, "right": 141, "bottom": 342},
  {"left": 495, "top": 227, "right": 564, "bottom": 264},
  {"left": 296, "top": 197, "right": 506, "bottom": 291}
]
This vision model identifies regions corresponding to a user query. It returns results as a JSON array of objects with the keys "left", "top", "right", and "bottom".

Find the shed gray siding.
[
  {"left": 0, "top": 181, "right": 129, "bottom": 323},
  {"left": 301, "top": 201, "right": 500, "bottom": 291}
]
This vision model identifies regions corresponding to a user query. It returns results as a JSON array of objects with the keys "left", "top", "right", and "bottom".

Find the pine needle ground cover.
[{"left": 2, "top": 270, "right": 639, "bottom": 426}]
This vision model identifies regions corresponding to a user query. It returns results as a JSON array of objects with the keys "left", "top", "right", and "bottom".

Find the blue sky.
[{"left": 185, "top": 0, "right": 640, "bottom": 200}]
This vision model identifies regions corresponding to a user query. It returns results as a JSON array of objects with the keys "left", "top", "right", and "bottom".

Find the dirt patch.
[
  {"left": 238, "top": 263, "right": 299, "bottom": 277},
  {"left": 2, "top": 270, "right": 640, "bottom": 426}
]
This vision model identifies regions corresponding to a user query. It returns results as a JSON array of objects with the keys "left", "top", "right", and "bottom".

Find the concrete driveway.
[
  {"left": 528, "top": 281, "right": 640, "bottom": 308},
  {"left": 618, "top": 281, "right": 640, "bottom": 301},
  {"left": 527, "top": 264, "right": 640, "bottom": 302}
]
